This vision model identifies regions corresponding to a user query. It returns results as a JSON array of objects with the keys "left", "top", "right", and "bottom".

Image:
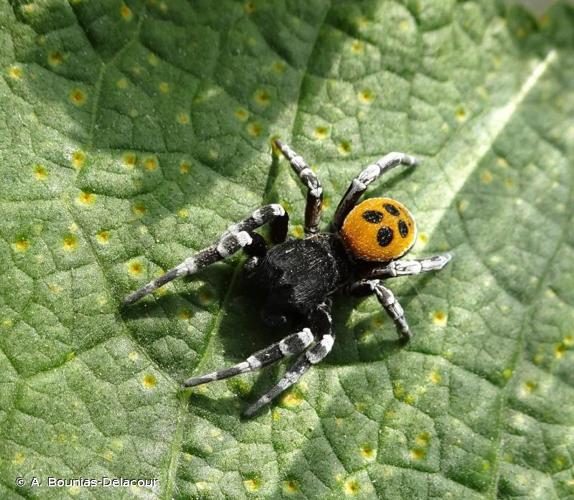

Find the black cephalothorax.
[
  {"left": 124, "top": 139, "right": 453, "bottom": 417},
  {"left": 247, "top": 233, "right": 352, "bottom": 326}
]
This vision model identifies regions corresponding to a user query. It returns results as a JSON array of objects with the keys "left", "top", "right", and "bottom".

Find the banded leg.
[
  {"left": 182, "top": 328, "right": 314, "bottom": 387},
  {"left": 243, "top": 302, "right": 334, "bottom": 417},
  {"left": 362, "top": 253, "right": 453, "bottom": 280},
  {"left": 123, "top": 204, "right": 288, "bottom": 305},
  {"left": 349, "top": 280, "right": 411, "bottom": 342},
  {"left": 332, "top": 152, "right": 418, "bottom": 229},
  {"left": 274, "top": 139, "right": 323, "bottom": 234}
]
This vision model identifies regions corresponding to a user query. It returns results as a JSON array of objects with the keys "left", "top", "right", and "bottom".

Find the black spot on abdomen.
[
  {"left": 398, "top": 220, "right": 409, "bottom": 238},
  {"left": 384, "top": 203, "right": 400, "bottom": 216},
  {"left": 362, "top": 210, "right": 383, "bottom": 223},
  {"left": 377, "top": 226, "right": 394, "bottom": 246}
]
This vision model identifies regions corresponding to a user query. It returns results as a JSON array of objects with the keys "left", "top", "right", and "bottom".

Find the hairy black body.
[{"left": 247, "top": 234, "right": 352, "bottom": 326}]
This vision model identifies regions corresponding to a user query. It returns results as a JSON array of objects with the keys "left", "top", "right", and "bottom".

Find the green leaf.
[{"left": 1, "top": 1, "right": 573, "bottom": 498}]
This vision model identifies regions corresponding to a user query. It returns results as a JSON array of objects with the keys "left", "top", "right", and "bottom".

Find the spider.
[{"left": 124, "top": 140, "right": 453, "bottom": 417}]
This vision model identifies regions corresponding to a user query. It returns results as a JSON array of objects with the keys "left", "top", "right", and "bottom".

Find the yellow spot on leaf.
[
  {"left": 2, "top": 319, "right": 13, "bottom": 328},
  {"left": 129, "top": 108, "right": 139, "bottom": 118},
  {"left": 410, "top": 448, "right": 426, "bottom": 460},
  {"left": 243, "top": 478, "right": 260, "bottom": 492},
  {"left": 360, "top": 444, "right": 376, "bottom": 460},
  {"left": 34, "top": 164, "right": 48, "bottom": 180},
  {"left": 254, "top": 89, "right": 270, "bottom": 106},
  {"left": 120, "top": 3, "right": 133, "bottom": 21},
  {"left": 179, "top": 161, "right": 191, "bottom": 174},
  {"left": 247, "top": 122, "right": 262, "bottom": 137},
  {"left": 8, "top": 65, "right": 22, "bottom": 80},
  {"left": 496, "top": 157, "right": 509, "bottom": 168},
  {"left": 178, "top": 310, "right": 192, "bottom": 320},
  {"left": 272, "top": 61, "right": 285, "bottom": 73},
  {"left": 62, "top": 235, "right": 78, "bottom": 251},
  {"left": 128, "top": 351, "right": 139, "bottom": 362},
  {"left": 143, "top": 156, "right": 158, "bottom": 171},
  {"left": 48, "top": 51, "right": 63, "bottom": 66},
  {"left": 343, "top": 478, "right": 360, "bottom": 495},
  {"left": 432, "top": 311, "right": 447, "bottom": 327},
  {"left": 272, "top": 409, "right": 281, "bottom": 421},
  {"left": 313, "top": 126, "right": 329, "bottom": 140},
  {"left": 291, "top": 225, "right": 304, "bottom": 238},
  {"left": 77, "top": 191, "right": 95, "bottom": 205},
  {"left": 72, "top": 150, "right": 86, "bottom": 169},
  {"left": 128, "top": 261, "right": 143, "bottom": 275},
  {"left": 282, "top": 391, "right": 302, "bottom": 407},
  {"left": 176, "top": 112, "right": 190, "bottom": 124},
  {"left": 338, "top": 141, "right": 351, "bottom": 155},
  {"left": 244, "top": 1, "right": 255, "bottom": 14},
  {"left": 96, "top": 231, "right": 110, "bottom": 245},
  {"left": 455, "top": 106, "right": 467, "bottom": 122},
  {"left": 198, "top": 287, "right": 215, "bottom": 306},
  {"left": 354, "top": 16, "right": 369, "bottom": 28},
  {"left": 116, "top": 78, "right": 128, "bottom": 89},
  {"left": 502, "top": 368, "right": 513, "bottom": 379},
  {"left": 234, "top": 107, "right": 249, "bottom": 121},
  {"left": 428, "top": 370, "right": 442, "bottom": 384},
  {"left": 14, "top": 238, "right": 30, "bottom": 252},
  {"left": 283, "top": 479, "right": 299, "bottom": 494},
  {"left": 13, "top": 452, "right": 25, "bottom": 465},
  {"left": 110, "top": 439, "right": 123, "bottom": 451},
  {"left": 148, "top": 53, "right": 159, "bottom": 66},
  {"left": 524, "top": 380, "right": 537, "bottom": 393},
  {"left": 480, "top": 170, "right": 493, "bottom": 184},
  {"left": 68, "top": 485, "right": 81, "bottom": 496},
  {"left": 142, "top": 373, "right": 157, "bottom": 389},
  {"left": 102, "top": 450, "right": 113, "bottom": 461},
  {"left": 416, "top": 432, "right": 430, "bottom": 447},
  {"left": 555, "top": 343, "right": 567, "bottom": 359},
  {"left": 358, "top": 89, "right": 374, "bottom": 104},
  {"left": 21, "top": 4, "right": 36, "bottom": 14},
  {"left": 159, "top": 81, "right": 169, "bottom": 94},
  {"left": 399, "top": 19, "right": 411, "bottom": 31},
  {"left": 458, "top": 199, "right": 469, "bottom": 212},
  {"left": 122, "top": 153, "right": 136, "bottom": 168},
  {"left": 418, "top": 232, "right": 429, "bottom": 245},
  {"left": 132, "top": 203, "right": 146, "bottom": 216},
  {"left": 69, "top": 88, "right": 86, "bottom": 106},
  {"left": 351, "top": 40, "right": 364, "bottom": 54}
]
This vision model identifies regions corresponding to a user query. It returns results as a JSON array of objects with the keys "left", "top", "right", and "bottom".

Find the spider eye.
[
  {"left": 377, "top": 226, "right": 394, "bottom": 246},
  {"left": 362, "top": 210, "right": 383, "bottom": 223},
  {"left": 384, "top": 203, "right": 400, "bottom": 216}
]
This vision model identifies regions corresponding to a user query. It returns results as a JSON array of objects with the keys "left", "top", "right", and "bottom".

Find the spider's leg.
[
  {"left": 332, "top": 152, "right": 418, "bottom": 230},
  {"left": 182, "top": 327, "right": 314, "bottom": 387},
  {"left": 362, "top": 253, "right": 453, "bottom": 280},
  {"left": 274, "top": 139, "right": 323, "bottom": 235},
  {"left": 349, "top": 280, "right": 411, "bottom": 342},
  {"left": 123, "top": 204, "right": 288, "bottom": 305},
  {"left": 243, "top": 302, "right": 333, "bottom": 417}
]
